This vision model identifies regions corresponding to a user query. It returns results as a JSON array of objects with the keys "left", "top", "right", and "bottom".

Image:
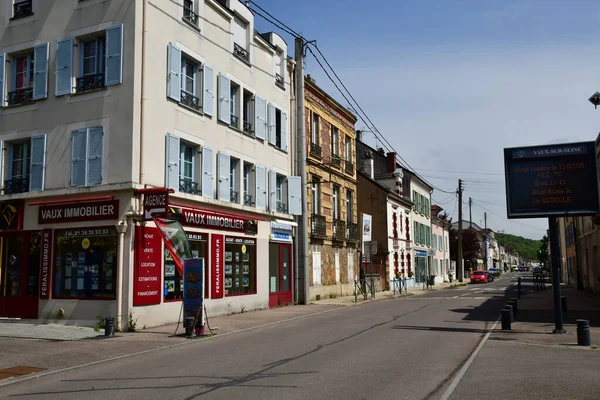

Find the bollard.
[
  {"left": 501, "top": 308, "right": 512, "bottom": 330},
  {"left": 104, "top": 317, "right": 115, "bottom": 337},
  {"left": 517, "top": 277, "right": 522, "bottom": 299},
  {"left": 508, "top": 300, "right": 517, "bottom": 319},
  {"left": 504, "top": 305, "right": 514, "bottom": 323},
  {"left": 185, "top": 317, "right": 195, "bottom": 338},
  {"left": 576, "top": 319, "right": 591, "bottom": 346},
  {"left": 561, "top": 296, "right": 568, "bottom": 312}
]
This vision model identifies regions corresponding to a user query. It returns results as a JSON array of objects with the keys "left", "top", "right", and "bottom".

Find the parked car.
[
  {"left": 486, "top": 271, "right": 495, "bottom": 282},
  {"left": 470, "top": 270, "right": 488, "bottom": 284},
  {"left": 532, "top": 267, "right": 545, "bottom": 276},
  {"left": 488, "top": 268, "right": 501, "bottom": 277}
]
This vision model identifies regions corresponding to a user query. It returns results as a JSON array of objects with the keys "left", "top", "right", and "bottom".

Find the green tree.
[{"left": 538, "top": 235, "right": 549, "bottom": 264}]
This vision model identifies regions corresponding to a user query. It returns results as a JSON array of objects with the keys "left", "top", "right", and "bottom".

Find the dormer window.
[
  {"left": 275, "top": 49, "right": 285, "bottom": 90},
  {"left": 232, "top": 16, "right": 249, "bottom": 64}
]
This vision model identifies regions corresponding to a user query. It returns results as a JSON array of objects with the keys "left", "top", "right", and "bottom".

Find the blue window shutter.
[
  {"left": 288, "top": 176, "right": 301, "bottom": 215},
  {"left": 87, "top": 127, "right": 103, "bottom": 186},
  {"left": 217, "top": 152, "right": 231, "bottom": 201},
  {"left": 217, "top": 73, "right": 230, "bottom": 124},
  {"left": 255, "top": 165, "right": 267, "bottom": 210},
  {"left": 167, "top": 43, "right": 181, "bottom": 101},
  {"left": 71, "top": 129, "right": 87, "bottom": 186},
  {"left": 0, "top": 53, "right": 5, "bottom": 106},
  {"left": 105, "top": 24, "right": 123, "bottom": 86},
  {"left": 281, "top": 110, "right": 288, "bottom": 151},
  {"left": 268, "top": 170, "right": 276, "bottom": 211},
  {"left": 165, "top": 133, "right": 180, "bottom": 190},
  {"left": 33, "top": 43, "right": 49, "bottom": 100},
  {"left": 55, "top": 38, "right": 73, "bottom": 96},
  {"left": 254, "top": 95, "right": 266, "bottom": 140},
  {"left": 29, "top": 134, "right": 46, "bottom": 191},
  {"left": 202, "top": 147, "right": 214, "bottom": 198},
  {"left": 202, "top": 64, "right": 214, "bottom": 116},
  {"left": 267, "top": 103, "right": 276, "bottom": 145}
]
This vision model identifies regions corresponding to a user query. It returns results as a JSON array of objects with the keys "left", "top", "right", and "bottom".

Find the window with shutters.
[
  {"left": 182, "top": 0, "right": 201, "bottom": 28},
  {"left": 71, "top": 127, "right": 103, "bottom": 187},
  {"left": 1, "top": 43, "right": 49, "bottom": 107},
  {"left": 242, "top": 162, "right": 254, "bottom": 206},
  {"left": 232, "top": 16, "right": 250, "bottom": 64},
  {"left": 179, "top": 142, "right": 199, "bottom": 194},
  {"left": 242, "top": 89, "right": 254, "bottom": 135},
  {"left": 167, "top": 44, "right": 211, "bottom": 113},
  {"left": 275, "top": 49, "right": 285, "bottom": 90},
  {"left": 230, "top": 157, "right": 239, "bottom": 203},
  {"left": 230, "top": 81, "right": 240, "bottom": 129},
  {"left": 275, "top": 174, "right": 287, "bottom": 213},
  {"left": 4, "top": 141, "right": 30, "bottom": 194},
  {"left": 267, "top": 105, "right": 287, "bottom": 151},
  {"left": 77, "top": 35, "right": 106, "bottom": 92}
]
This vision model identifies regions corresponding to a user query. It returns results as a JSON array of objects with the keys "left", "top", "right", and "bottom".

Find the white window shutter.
[
  {"left": 167, "top": 43, "right": 181, "bottom": 101},
  {"left": 55, "top": 38, "right": 73, "bottom": 96},
  {"left": 71, "top": 129, "right": 87, "bottom": 186},
  {"left": 254, "top": 95, "right": 266, "bottom": 140},
  {"left": 218, "top": 74, "right": 230, "bottom": 124},
  {"left": 255, "top": 165, "right": 266, "bottom": 210},
  {"left": 267, "top": 103, "right": 276, "bottom": 145},
  {"left": 33, "top": 43, "right": 49, "bottom": 100},
  {"left": 105, "top": 24, "right": 123, "bottom": 86},
  {"left": 202, "top": 64, "right": 214, "bottom": 116},
  {"left": 165, "top": 133, "right": 180, "bottom": 190},
  {"left": 0, "top": 53, "right": 5, "bottom": 106},
  {"left": 29, "top": 134, "right": 46, "bottom": 191},
  {"left": 202, "top": 147, "right": 214, "bottom": 198},
  {"left": 217, "top": 152, "right": 231, "bottom": 201},
  {"left": 288, "top": 176, "right": 301, "bottom": 215},
  {"left": 87, "top": 127, "right": 103, "bottom": 186},
  {"left": 281, "top": 110, "right": 288, "bottom": 151},
  {"left": 268, "top": 170, "right": 276, "bottom": 211}
]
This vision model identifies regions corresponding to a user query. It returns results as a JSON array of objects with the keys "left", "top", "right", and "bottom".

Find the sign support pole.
[
  {"left": 549, "top": 216, "right": 565, "bottom": 333},
  {"left": 369, "top": 241, "right": 374, "bottom": 298}
]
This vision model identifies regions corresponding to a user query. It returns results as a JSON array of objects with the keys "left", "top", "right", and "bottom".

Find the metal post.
[
  {"left": 517, "top": 276, "right": 522, "bottom": 299},
  {"left": 369, "top": 241, "right": 374, "bottom": 298},
  {"left": 457, "top": 179, "right": 463, "bottom": 282},
  {"left": 549, "top": 216, "right": 565, "bottom": 333},
  {"left": 295, "top": 37, "right": 310, "bottom": 305}
]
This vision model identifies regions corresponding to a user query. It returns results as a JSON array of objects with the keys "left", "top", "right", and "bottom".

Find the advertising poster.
[
  {"left": 183, "top": 258, "right": 204, "bottom": 325},
  {"left": 133, "top": 226, "right": 162, "bottom": 306},
  {"left": 211, "top": 234, "right": 224, "bottom": 299}
]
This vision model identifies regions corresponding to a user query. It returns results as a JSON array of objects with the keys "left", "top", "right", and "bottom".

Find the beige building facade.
[{"left": 0, "top": 0, "right": 300, "bottom": 329}]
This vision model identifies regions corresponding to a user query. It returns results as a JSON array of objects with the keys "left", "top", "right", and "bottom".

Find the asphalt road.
[{"left": 0, "top": 273, "right": 555, "bottom": 400}]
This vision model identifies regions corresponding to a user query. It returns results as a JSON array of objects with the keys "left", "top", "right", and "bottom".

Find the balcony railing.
[
  {"left": 331, "top": 153, "right": 342, "bottom": 168},
  {"left": 243, "top": 120, "right": 253, "bottom": 135},
  {"left": 310, "top": 142, "right": 322, "bottom": 158},
  {"left": 4, "top": 177, "right": 29, "bottom": 194},
  {"left": 275, "top": 74, "right": 285, "bottom": 89},
  {"left": 181, "top": 90, "right": 201, "bottom": 110},
  {"left": 230, "top": 114, "right": 239, "bottom": 129},
  {"left": 243, "top": 193, "right": 253, "bottom": 206},
  {"left": 179, "top": 178, "right": 199, "bottom": 195},
  {"left": 276, "top": 201, "right": 287, "bottom": 214},
  {"left": 230, "top": 189, "right": 238, "bottom": 203},
  {"left": 333, "top": 219, "right": 346, "bottom": 241},
  {"left": 311, "top": 214, "right": 326, "bottom": 238},
  {"left": 233, "top": 43, "right": 250, "bottom": 64},
  {"left": 13, "top": 0, "right": 32, "bottom": 19},
  {"left": 76, "top": 73, "right": 105, "bottom": 93},
  {"left": 183, "top": 6, "right": 198, "bottom": 25},
  {"left": 7, "top": 88, "right": 33, "bottom": 106},
  {"left": 345, "top": 160, "right": 354, "bottom": 174},
  {"left": 347, "top": 222, "right": 359, "bottom": 242}
]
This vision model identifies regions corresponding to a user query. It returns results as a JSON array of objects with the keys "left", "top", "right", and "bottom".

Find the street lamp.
[{"left": 589, "top": 92, "right": 600, "bottom": 109}]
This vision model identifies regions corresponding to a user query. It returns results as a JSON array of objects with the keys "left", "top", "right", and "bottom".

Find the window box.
[
  {"left": 275, "top": 73, "right": 285, "bottom": 90},
  {"left": 11, "top": 0, "right": 33, "bottom": 20},
  {"left": 233, "top": 43, "right": 250, "bottom": 64},
  {"left": 310, "top": 142, "right": 322, "bottom": 158},
  {"left": 311, "top": 214, "right": 326, "bottom": 238}
]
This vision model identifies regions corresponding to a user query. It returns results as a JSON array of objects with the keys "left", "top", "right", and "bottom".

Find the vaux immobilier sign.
[
  {"left": 38, "top": 200, "right": 119, "bottom": 224},
  {"left": 181, "top": 208, "right": 255, "bottom": 233}
]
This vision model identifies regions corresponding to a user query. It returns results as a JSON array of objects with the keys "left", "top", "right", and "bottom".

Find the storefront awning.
[{"left": 275, "top": 219, "right": 298, "bottom": 227}]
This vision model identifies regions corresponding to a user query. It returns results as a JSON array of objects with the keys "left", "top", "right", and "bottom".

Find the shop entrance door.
[
  {"left": 269, "top": 243, "right": 293, "bottom": 308},
  {"left": 0, "top": 232, "right": 40, "bottom": 319}
]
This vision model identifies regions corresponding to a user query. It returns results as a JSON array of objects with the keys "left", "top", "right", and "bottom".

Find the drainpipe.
[
  {"left": 139, "top": 0, "right": 148, "bottom": 186},
  {"left": 116, "top": 210, "right": 141, "bottom": 331}
]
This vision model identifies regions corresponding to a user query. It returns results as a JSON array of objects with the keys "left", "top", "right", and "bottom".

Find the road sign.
[
  {"left": 365, "top": 240, "right": 378, "bottom": 254},
  {"left": 143, "top": 189, "right": 169, "bottom": 220}
]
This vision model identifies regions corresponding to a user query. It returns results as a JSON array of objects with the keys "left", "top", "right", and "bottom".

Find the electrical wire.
[{"left": 415, "top": 167, "right": 504, "bottom": 176}]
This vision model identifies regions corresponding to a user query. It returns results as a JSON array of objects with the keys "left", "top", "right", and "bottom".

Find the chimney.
[
  {"left": 306, "top": 74, "right": 316, "bottom": 84},
  {"left": 362, "top": 149, "right": 374, "bottom": 179},
  {"left": 386, "top": 152, "right": 396, "bottom": 173},
  {"left": 395, "top": 174, "right": 403, "bottom": 196}
]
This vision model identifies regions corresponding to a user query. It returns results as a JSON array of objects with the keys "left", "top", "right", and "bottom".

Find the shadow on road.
[{"left": 391, "top": 325, "right": 488, "bottom": 334}]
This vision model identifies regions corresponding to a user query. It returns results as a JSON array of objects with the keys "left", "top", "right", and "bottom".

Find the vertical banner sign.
[
  {"left": 361, "top": 213, "right": 372, "bottom": 259},
  {"left": 183, "top": 258, "right": 205, "bottom": 327},
  {"left": 133, "top": 226, "right": 162, "bottom": 306},
  {"left": 153, "top": 217, "right": 191, "bottom": 276},
  {"left": 39, "top": 229, "right": 53, "bottom": 299},
  {"left": 211, "top": 234, "right": 224, "bottom": 299}
]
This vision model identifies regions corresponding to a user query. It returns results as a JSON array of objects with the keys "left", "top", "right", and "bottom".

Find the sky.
[{"left": 251, "top": 0, "right": 600, "bottom": 240}]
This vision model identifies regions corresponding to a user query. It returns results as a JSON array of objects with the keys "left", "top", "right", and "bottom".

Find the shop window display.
[
  {"left": 224, "top": 236, "right": 255, "bottom": 296},
  {"left": 53, "top": 228, "right": 117, "bottom": 299},
  {"left": 164, "top": 232, "right": 207, "bottom": 301}
]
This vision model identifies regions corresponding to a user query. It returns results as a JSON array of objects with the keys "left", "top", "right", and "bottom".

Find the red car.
[{"left": 470, "top": 270, "right": 488, "bottom": 284}]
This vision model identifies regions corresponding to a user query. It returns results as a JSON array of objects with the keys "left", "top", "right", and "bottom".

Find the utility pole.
[
  {"left": 457, "top": 179, "right": 463, "bottom": 282},
  {"left": 469, "top": 197, "right": 472, "bottom": 228},
  {"left": 484, "top": 212, "right": 487, "bottom": 270},
  {"left": 295, "top": 37, "right": 309, "bottom": 305}
]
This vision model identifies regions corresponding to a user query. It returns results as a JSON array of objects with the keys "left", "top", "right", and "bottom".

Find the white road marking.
[{"left": 440, "top": 317, "right": 501, "bottom": 400}]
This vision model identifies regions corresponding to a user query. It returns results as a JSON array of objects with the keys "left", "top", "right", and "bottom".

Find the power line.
[
  {"left": 432, "top": 193, "right": 456, "bottom": 205},
  {"left": 247, "top": 0, "right": 302, "bottom": 38},
  {"left": 414, "top": 167, "right": 504, "bottom": 176}
]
